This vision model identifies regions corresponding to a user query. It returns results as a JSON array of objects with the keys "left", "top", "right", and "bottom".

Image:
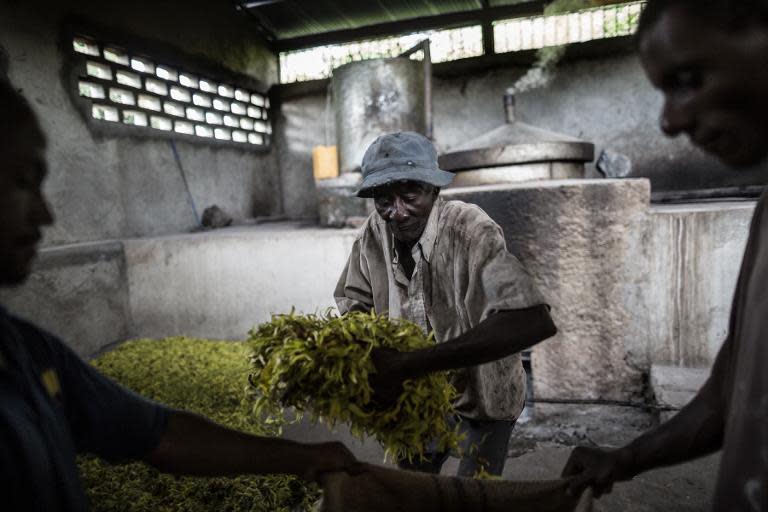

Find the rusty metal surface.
[
  {"left": 439, "top": 92, "right": 594, "bottom": 173},
  {"left": 448, "top": 162, "right": 585, "bottom": 187},
  {"left": 332, "top": 58, "right": 426, "bottom": 174},
  {"left": 439, "top": 139, "right": 594, "bottom": 171},
  {"left": 399, "top": 40, "right": 433, "bottom": 140}
]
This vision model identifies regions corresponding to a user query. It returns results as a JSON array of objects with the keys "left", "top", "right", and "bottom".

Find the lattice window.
[
  {"left": 72, "top": 36, "right": 272, "bottom": 147},
  {"left": 278, "top": 25, "right": 483, "bottom": 84},
  {"left": 493, "top": 1, "right": 645, "bottom": 54}
]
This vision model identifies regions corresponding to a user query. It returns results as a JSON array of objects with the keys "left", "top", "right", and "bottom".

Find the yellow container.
[{"left": 312, "top": 145, "right": 339, "bottom": 180}]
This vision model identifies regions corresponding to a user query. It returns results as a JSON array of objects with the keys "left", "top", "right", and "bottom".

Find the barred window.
[
  {"left": 72, "top": 35, "right": 272, "bottom": 147},
  {"left": 279, "top": 25, "right": 483, "bottom": 84},
  {"left": 493, "top": 1, "right": 645, "bottom": 54}
]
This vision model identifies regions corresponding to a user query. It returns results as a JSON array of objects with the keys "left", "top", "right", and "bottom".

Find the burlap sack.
[{"left": 320, "top": 463, "right": 593, "bottom": 512}]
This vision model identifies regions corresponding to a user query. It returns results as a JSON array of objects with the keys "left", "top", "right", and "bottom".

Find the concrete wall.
[
  {"left": 646, "top": 202, "right": 754, "bottom": 367},
  {"left": 445, "top": 182, "right": 754, "bottom": 401},
  {"left": 277, "top": 52, "right": 767, "bottom": 213},
  {"left": 0, "top": 241, "right": 132, "bottom": 356},
  {"left": 124, "top": 224, "right": 358, "bottom": 340},
  {"left": 446, "top": 180, "right": 652, "bottom": 401},
  {"left": 0, "top": 180, "right": 754, "bottom": 399},
  {"left": 0, "top": 0, "right": 281, "bottom": 247},
  {"left": 435, "top": 55, "right": 767, "bottom": 191}
]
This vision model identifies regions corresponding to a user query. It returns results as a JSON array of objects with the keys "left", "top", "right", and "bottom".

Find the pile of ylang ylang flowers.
[
  {"left": 80, "top": 312, "right": 460, "bottom": 510},
  {"left": 248, "top": 310, "right": 461, "bottom": 462},
  {"left": 80, "top": 337, "right": 318, "bottom": 512}
]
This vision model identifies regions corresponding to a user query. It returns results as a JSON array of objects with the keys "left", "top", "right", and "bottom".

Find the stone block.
[
  {"left": 650, "top": 364, "right": 709, "bottom": 410},
  {"left": 445, "top": 179, "right": 652, "bottom": 401},
  {"left": 646, "top": 203, "right": 753, "bottom": 367}
]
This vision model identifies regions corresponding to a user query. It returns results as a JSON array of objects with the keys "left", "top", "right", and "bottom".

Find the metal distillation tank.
[{"left": 438, "top": 92, "right": 594, "bottom": 186}]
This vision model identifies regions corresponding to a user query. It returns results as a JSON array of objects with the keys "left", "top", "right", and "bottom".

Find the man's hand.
[
  {"left": 369, "top": 347, "right": 411, "bottom": 408},
  {"left": 302, "top": 441, "right": 364, "bottom": 483},
  {"left": 561, "top": 446, "right": 635, "bottom": 498}
]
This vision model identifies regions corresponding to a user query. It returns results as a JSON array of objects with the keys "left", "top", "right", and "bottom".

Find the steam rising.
[
  {"left": 509, "top": 0, "right": 598, "bottom": 94},
  {"left": 509, "top": 44, "right": 567, "bottom": 94}
]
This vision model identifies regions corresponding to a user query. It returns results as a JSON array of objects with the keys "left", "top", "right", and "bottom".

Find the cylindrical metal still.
[{"left": 332, "top": 58, "right": 426, "bottom": 174}]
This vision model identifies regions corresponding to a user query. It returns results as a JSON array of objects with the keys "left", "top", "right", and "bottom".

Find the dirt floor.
[{"left": 443, "top": 403, "right": 720, "bottom": 512}]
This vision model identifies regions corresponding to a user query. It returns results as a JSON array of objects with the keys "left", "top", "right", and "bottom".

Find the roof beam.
[
  {"left": 274, "top": 1, "right": 545, "bottom": 52},
  {"left": 244, "top": 0, "right": 287, "bottom": 7},
  {"left": 232, "top": 0, "right": 279, "bottom": 45}
]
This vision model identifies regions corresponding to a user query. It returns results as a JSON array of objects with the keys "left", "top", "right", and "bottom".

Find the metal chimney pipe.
[
  {"left": 504, "top": 91, "right": 516, "bottom": 124},
  {"left": 400, "top": 39, "right": 433, "bottom": 140}
]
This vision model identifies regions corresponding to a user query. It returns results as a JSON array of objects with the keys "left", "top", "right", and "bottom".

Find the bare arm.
[
  {"left": 562, "top": 343, "right": 729, "bottom": 497},
  {"left": 371, "top": 305, "right": 556, "bottom": 404},
  {"left": 143, "top": 410, "right": 360, "bottom": 483},
  {"left": 401, "top": 305, "right": 555, "bottom": 375}
]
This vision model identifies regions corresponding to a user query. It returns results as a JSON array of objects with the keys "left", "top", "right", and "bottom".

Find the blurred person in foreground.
[
  {"left": 0, "top": 79, "right": 359, "bottom": 511},
  {"left": 562, "top": 0, "right": 768, "bottom": 509}
]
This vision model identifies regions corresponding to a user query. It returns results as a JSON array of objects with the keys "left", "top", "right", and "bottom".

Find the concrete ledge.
[
  {"left": 124, "top": 223, "right": 358, "bottom": 340},
  {"left": 0, "top": 180, "right": 754, "bottom": 401},
  {"left": 0, "top": 240, "right": 131, "bottom": 357},
  {"left": 651, "top": 364, "right": 710, "bottom": 422}
]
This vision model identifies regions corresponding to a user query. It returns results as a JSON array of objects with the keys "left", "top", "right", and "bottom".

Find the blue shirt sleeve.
[{"left": 21, "top": 320, "right": 169, "bottom": 462}]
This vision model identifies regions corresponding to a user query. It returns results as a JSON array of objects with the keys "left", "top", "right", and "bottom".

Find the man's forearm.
[
  {"left": 144, "top": 410, "right": 342, "bottom": 479},
  {"left": 398, "top": 305, "right": 556, "bottom": 377},
  {"left": 619, "top": 382, "right": 725, "bottom": 476}
]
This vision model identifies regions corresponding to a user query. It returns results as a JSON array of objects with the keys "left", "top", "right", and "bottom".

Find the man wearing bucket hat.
[{"left": 335, "top": 131, "right": 557, "bottom": 476}]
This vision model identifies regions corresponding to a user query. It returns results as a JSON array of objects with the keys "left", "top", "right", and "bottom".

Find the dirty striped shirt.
[{"left": 335, "top": 197, "right": 547, "bottom": 421}]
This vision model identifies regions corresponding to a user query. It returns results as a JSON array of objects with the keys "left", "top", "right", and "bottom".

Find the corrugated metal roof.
[
  {"left": 488, "top": 0, "right": 536, "bottom": 5},
  {"left": 249, "top": 0, "right": 488, "bottom": 39}
]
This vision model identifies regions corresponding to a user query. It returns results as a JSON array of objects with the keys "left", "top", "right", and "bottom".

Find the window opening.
[
  {"left": 214, "top": 127, "right": 231, "bottom": 141},
  {"left": 175, "top": 120, "right": 195, "bottom": 134},
  {"left": 116, "top": 70, "right": 142, "bottom": 89},
  {"left": 186, "top": 106, "right": 205, "bottom": 122},
  {"left": 86, "top": 61, "right": 112, "bottom": 80},
  {"left": 223, "top": 114, "right": 240, "bottom": 128},
  {"left": 109, "top": 87, "right": 135, "bottom": 106},
  {"left": 156, "top": 65, "right": 178, "bottom": 82},
  {"left": 278, "top": 25, "right": 483, "bottom": 83},
  {"left": 138, "top": 94, "right": 162, "bottom": 111},
  {"left": 104, "top": 46, "right": 130, "bottom": 66},
  {"left": 145, "top": 78, "right": 168, "bottom": 96},
  {"left": 78, "top": 80, "right": 105, "bottom": 99},
  {"left": 72, "top": 34, "right": 270, "bottom": 147},
  {"left": 164, "top": 101, "right": 186, "bottom": 117},
  {"left": 123, "top": 110, "right": 148, "bottom": 126},
  {"left": 150, "top": 115, "right": 173, "bottom": 131},
  {"left": 92, "top": 104, "right": 119, "bottom": 122},
  {"left": 205, "top": 111, "right": 224, "bottom": 125},
  {"left": 170, "top": 86, "right": 191, "bottom": 103},
  {"left": 130, "top": 57, "right": 155, "bottom": 74},
  {"left": 195, "top": 125, "right": 214, "bottom": 138},
  {"left": 493, "top": 1, "right": 645, "bottom": 53},
  {"left": 73, "top": 37, "right": 100, "bottom": 56},
  {"left": 213, "top": 98, "right": 230, "bottom": 111},
  {"left": 179, "top": 73, "right": 199, "bottom": 89}
]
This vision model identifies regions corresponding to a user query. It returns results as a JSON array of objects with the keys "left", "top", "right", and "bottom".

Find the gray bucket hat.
[{"left": 356, "top": 132, "right": 455, "bottom": 198}]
